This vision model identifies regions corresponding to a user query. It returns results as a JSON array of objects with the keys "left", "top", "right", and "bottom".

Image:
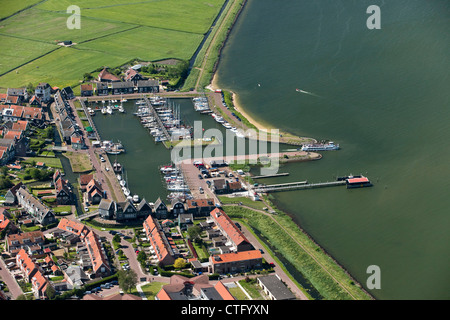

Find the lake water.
[{"left": 214, "top": 0, "right": 450, "bottom": 299}]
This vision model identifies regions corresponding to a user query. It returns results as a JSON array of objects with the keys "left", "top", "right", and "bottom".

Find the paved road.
[{"left": 0, "top": 258, "right": 23, "bottom": 299}]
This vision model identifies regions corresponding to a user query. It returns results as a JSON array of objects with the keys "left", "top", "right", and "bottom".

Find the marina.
[{"left": 134, "top": 96, "right": 192, "bottom": 143}]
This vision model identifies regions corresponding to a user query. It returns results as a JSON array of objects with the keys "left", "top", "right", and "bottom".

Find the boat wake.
[{"left": 295, "top": 88, "right": 322, "bottom": 98}]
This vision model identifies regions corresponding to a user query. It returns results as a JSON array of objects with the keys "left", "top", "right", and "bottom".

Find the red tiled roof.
[
  {"left": 0, "top": 213, "right": 10, "bottom": 231},
  {"left": 143, "top": 215, "right": 174, "bottom": 265},
  {"left": 4, "top": 130, "right": 22, "bottom": 140},
  {"left": 210, "top": 208, "right": 250, "bottom": 247},
  {"left": 57, "top": 218, "right": 89, "bottom": 238},
  {"left": 80, "top": 84, "right": 93, "bottom": 91},
  {"left": 79, "top": 174, "right": 93, "bottom": 186},
  {"left": 214, "top": 281, "right": 235, "bottom": 300},
  {"left": 211, "top": 250, "right": 262, "bottom": 265},
  {"left": 98, "top": 68, "right": 121, "bottom": 81},
  {"left": 12, "top": 120, "right": 28, "bottom": 131},
  {"left": 84, "top": 231, "right": 110, "bottom": 273},
  {"left": 347, "top": 177, "right": 370, "bottom": 184}
]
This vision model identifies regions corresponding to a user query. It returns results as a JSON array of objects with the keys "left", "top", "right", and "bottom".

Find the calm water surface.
[{"left": 215, "top": 0, "right": 450, "bottom": 299}]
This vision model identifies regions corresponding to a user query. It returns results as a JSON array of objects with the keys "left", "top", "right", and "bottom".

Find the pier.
[
  {"left": 252, "top": 173, "right": 290, "bottom": 179},
  {"left": 254, "top": 180, "right": 347, "bottom": 193},
  {"left": 142, "top": 96, "right": 172, "bottom": 142}
]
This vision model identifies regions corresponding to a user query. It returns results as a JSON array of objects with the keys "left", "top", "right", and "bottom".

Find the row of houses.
[
  {"left": 15, "top": 248, "right": 57, "bottom": 299},
  {"left": 54, "top": 90, "right": 86, "bottom": 147},
  {"left": 0, "top": 120, "right": 30, "bottom": 165},
  {"left": 143, "top": 206, "right": 263, "bottom": 276},
  {"left": 2, "top": 83, "right": 53, "bottom": 104},
  {"left": 15, "top": 186, "right": 58, "bottom": 227},
  {"left": 80, "top": 68, "right": 159, "bottom": 96},
  {"left": 0, "top": 105, "right": 44, "bottom": 124},
  {"left": 57, "top": 218, "right": 111, "bottom": 278},
  {"left": 97, "top": 197, "right": 218, "bottom": 223},
  {"left": 155, "top": 274, "right": 235, "bottom": 301},
  {"left": 82, "top": 80, "right": 160, "bottom": 96},
  {"left": 3, "top": 217, "right": 111, "bottom": 299}
]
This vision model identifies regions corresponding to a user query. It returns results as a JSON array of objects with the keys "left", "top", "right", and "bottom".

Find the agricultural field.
[{"left": 0, "top": 0, "right": 226, "bottom": 91}]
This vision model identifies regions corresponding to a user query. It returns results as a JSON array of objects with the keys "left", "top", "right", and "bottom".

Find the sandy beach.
[
  {"left": 210, "top": 74, "right": 272, "bottom": 132},
  {"left": 209, "top": 74, "right": 316, "bottom": 145}
]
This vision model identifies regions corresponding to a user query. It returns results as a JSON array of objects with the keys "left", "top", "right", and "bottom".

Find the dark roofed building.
[
  {"left": 80, "top": 84, "right": 93, "bottom": 97},
  {"left": 136, "top": 80, "right": 159, "bottom": 93},
  {"left": 96, "top": 82, "right": 109, "bottom": 96},
  {"left": 111, "top": 81, "right": 134, "bottom": 95},
  {"left": 213, "top": 179, "right": 228, "bottom": 194},
  {"left": 186, "top": 198, "right": 216, "bottom": 217},
  {"left": 257, "top": 274, "right": 296, "bottom": 300},
  {"left": 116, "top": 199, "right": 138, "bottom": 221},
  {"left": 154, "top": 197, "right": 169, "bottom": 219},
  {"left": 98, "top": 199, "right": 115, "bottom": 220}
]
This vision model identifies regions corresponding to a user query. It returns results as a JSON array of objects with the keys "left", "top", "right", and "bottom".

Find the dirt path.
[{"left": 195, "top": 0, "right": 240, "bottom": 91}]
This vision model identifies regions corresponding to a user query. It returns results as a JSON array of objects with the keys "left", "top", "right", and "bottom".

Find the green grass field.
[{"left": 0, "top": 0, "right": 226, "bottom": 91}]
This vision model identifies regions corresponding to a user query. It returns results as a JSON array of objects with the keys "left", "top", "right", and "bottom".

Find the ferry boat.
[
  {"left": 346, "top": 176, "right": 373, "bottom": 189},
  {"left": 301, "top": 141, "right": 340, "bottom": 151}
]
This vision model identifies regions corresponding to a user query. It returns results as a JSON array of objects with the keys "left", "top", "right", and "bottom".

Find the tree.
[
  {"left": 117, "top": 269, "right": 138, "bottom": 294},
  {"left": 26, "top": 82, "right": 35, "bottom": 95},
  {"left": 45, "top": 285, "right": 56, "bottom": 300},
  {"left": 174, "top": 258, "right": 186, "bottom": 270},
  {"left": 113, "top": 234, "right": 121, "bottom": 243},
  {"left": 137, "top": 251, "right": 147, "bottom": 265},
  {"left": 187, "top": 225, "right": 202, "bottom": 240}
]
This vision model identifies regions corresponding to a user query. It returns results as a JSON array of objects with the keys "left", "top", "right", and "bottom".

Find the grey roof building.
[{"left": 257, "top": 274, "right": 296, "bottom": 300}]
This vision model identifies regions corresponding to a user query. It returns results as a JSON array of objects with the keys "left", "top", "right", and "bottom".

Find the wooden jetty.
[
  {"left": 252, "top": 173, "right": 290, "bottom": 179},
  {"left": 254, "top": 180, "right": 346, "bottom": 193}
]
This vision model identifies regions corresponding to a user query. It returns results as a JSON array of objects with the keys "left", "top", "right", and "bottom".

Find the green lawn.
[
  {"left": 0, "top": 0, "right": 227, "bottom": 90},
  {"left": 0, "top": 46, "right": 126, "bottom": 90},
  {"left": 22, "top": 156, "right": 63, "bottom": 169},
  {"left": 219, "top": 196, "right": 267, "bottom": 211},
  {"left": 0, "top": 35, "right": 58, "bottom": 75},
  {"left": 76, "top": 26, "right": 203, "bottom": 62},
  {"left": 37, "top": 0, "right": 225, "bottom": 34},
  {"left": 0, "top": 8, "right": 134, "bottom": 44},
  {"left": 0, "top": 0, "right": 42, "bottom": 19}
]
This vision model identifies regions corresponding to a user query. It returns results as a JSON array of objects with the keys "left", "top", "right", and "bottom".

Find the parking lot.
[{"left": 180, "top": 160, "right": 246, "bottom": 202}]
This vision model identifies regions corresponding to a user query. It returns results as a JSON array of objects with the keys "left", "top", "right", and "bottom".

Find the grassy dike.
[
  {"left": 182, "top": 0, "right": 247, "bottom": 91},
  {"left": 222, "top": 203, "right": 373, "bottom": 300}
]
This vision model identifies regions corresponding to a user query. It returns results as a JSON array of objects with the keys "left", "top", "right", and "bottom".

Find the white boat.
[
  {"left": 120, "top": 180, "right": 126, "bottom": 187},
  {"left": 132, "top": 195, "right": 139, "bottom": 203},
  {"left": 106, "top": 106, "right": 113, "bottom": 114},
  {"left": 118, "top": 105, "right": 125, "bottom": 113},
  {"left": 101, "top": 107, "right": 107, "bottom": 115},
  {"left": 301, "top": 141, "right": 340, "bottom": 151}
]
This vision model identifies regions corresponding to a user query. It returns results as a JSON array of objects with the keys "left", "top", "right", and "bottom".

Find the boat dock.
[
  {"left": 254, "top": 180, "right": 347, "bottom": 193},
  {"left": 252, "top": 173, "right": 290, "bottom": 179}
]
